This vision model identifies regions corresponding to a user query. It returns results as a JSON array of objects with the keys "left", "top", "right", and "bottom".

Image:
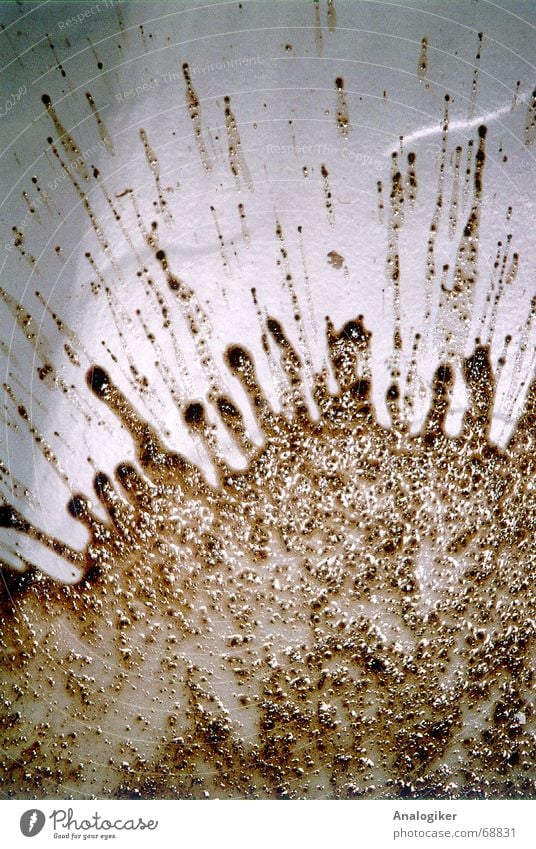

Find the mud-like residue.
[
  {"left": 1, "top": 45, "right": 534, "bottom": 803},
  {"left": 1, "top": 311, "right": 534, "bottom": 799}
]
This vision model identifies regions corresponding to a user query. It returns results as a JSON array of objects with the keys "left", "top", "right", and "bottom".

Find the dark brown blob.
[
  {"left": 341, "top": 318, "right": 368, "bottom": 345},
  {"left": 87, "top": 365, "right": 110, "bottom": 398},
  {"left": 0, "top": 504, "right": 30, "bottom": 532},
  {"left": 226, "top": 345, "right": 249, "bottom": 371},
  {"left": 267, "top": 317, "right": 286, "bottom": 345},
  {"left": 67, "top": 495, "right": 87, "bottom": 519},
  {"left": 217, "top": 397, "right": 239, "bottom": 418},
  {"left": 184, "top": 402, "right": 205, "bottom": 425}
]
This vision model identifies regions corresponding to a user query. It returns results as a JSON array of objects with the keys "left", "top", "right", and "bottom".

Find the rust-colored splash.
[
  {"left": 1, "top": 59, "right": 534, "bottom": 803},
  {"left": 1, "top": 311, "right": 534, "bottom": 799}
]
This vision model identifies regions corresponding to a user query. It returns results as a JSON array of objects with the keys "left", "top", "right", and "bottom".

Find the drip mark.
[
  {"left": 182, "top": 63, "right": 212, "bottom": 172},
  {"left": 335, "top": 76, "right": 350, "bottom": 137}
]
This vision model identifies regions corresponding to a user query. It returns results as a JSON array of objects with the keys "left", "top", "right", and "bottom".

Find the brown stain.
[
  {"left": 406, "top": 151, "right": 417, "bottom": 206},
  {"left": 1, "top": 317, "right": 534, "bottom": 799},
  {"left": 46, "top": 34, "right": 67, "bottom": 80},
  {"left": 480, "top": 235, "right": 519, "bottom": 344},
  {"left": 274, "top": 219, "right": 314, "bottom": 383},
  {"left": 182, "top": 62, "right": 212, "bottom": 173},
  {"left": 238, "top": 202, "right": 250, "bottom": 245},
  {"left": 327, "top": 0, "right": 336, "bottom": 33},
  {"left": 313, "top": 0, "right": 323, "bottom": 56},
  {"left": 510, "top": 80, "right": 521, "bottom": 113},
  {"left": 418, "top": 37, "right": 428, "bottom": 82},
  {"left": 139, "top": 128, "right": 173, "bottom": 225},
  {"left": 448, "top": 145, "right": 463, "bottom": 240},
  {"left": 441, "top": 125, "right": 487, "bottom": 354},
  {"left": 223, "top": 96, "right": 253, "bottom": 190},
  {"left": 335, "top": 76, "right": 350, "bottom": 137},
  {"left": 1, "top": 58, "right": 534, "bottom": 804},
  {"left": 424, "top": 95, "right": 450, "bottom": 325},
  {"left": 468, "top": 32, "right": 483, "bottom": 120},
  {"left": 320, "top": 163, "right": 334, "bottom": 225},
  {"left": 42, "top": 94, "right": 89, "bottom": 182},
  {"left": 386, "top": 153, "right": 404, "bottom": 375},
  {"left": 524, "top": 88, "right": 536, "bottom": 146},
  {"left": 85, "top": 92, "right": 114, "bottom": 156},
  {"left": 377, "top": 179, "right": 384, "bottom": 223},
  {"left": 327, "top": 250, "right": 344, "bottom": 269},
  {"left": 210, "top": 205, "right": 231, "bottom": 282},
  {"left": 463, "top": 138, "right": 474, "bottom": 209}
]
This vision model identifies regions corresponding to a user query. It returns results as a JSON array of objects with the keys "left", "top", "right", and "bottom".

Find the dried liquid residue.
[
  {"left": 139, "top": 128, "right": 173, "bottom": 225},
  {"left": 327, "top": 0, "right": 336, "bottom": 32},
  {"left": 313, "top": 0, "right": 323, "bottom": 55},
  {"left": 320, "top": 163, "right": 334, "bottom": 224},
  {"left": 1, "top": 29, "right": 535, "bottom": 803},
  {"left": 418, "top": 37, "right": 428, "bottom": 82},
  {"left": 85, "top": 92, "right": 114, "bottom": 156},
  {"left": 42, "top": 94, "right": 90, "bottom": 182},
  {"left": 182, "top": 62, "right": 212, "bottom": 172},
  {"left": 524, "top": 88, "right": 536, "bottom": 146},
  {"left": 335, "top": 76, "right": 350, "bottom": 137},
  {"left": 224, "top": 95, "right": 252, "bottom": 190},
  {"left": 1, "top": 303, "right": 534, "bottom": 799},
  {"left": 468, "top": 32, "right": 483, "bottom": 120}
]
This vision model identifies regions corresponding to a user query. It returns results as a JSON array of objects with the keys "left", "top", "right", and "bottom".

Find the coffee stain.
[
  {"left": 463, "top": 139, "right": 474, "bottom": 209},
  {"left": 139, "top": 129, "right": 173, "bottom": 226},
  {"left": 406, "top": 152, "right": 417, "bottom": 206},
  {"left": 448, "top": 146, "right": 462, "bottom": 240},
  {"left": 327, "top": 250, "right": 344, "bottom": 269},
  {"left": 210, "top": 205, "right": 231, "bottom": 281},
  {"left": 424, "top": 96, "right": 450, "bottom": 326},
  {"left": 418, "top": 37, "right": 428, "bottom": 82},
  {"left": 510, "top": 80, "right": 520, "bottom": 112},
  {"left": 1, "top": 305, "right": 534, "bottom": 797},
  {"left": 42, "top": 94, "right": 90, "bottom": 182},
  {"left": 441, "top": 125, "right": 487, "bottom": 355},
  {"left": 377, "top": 179, "right": 384, "bottom": 224},
  {"left": 468, "top": 32, "right": 483, "bottom": 121},
  {"left": 313, "top": 0, "right": 323, "bottom": 56},
  {"left": 335, "top": 76, "right": 350, "bottom": 137},
  {"left": 320, "top": 163, "right": 334, "bottom": 225},
  {"left": 327, "top": 0, "right": 336, "bottom": 33},
  {"left": 182, "top": 62, "right": 212, "bottom": 173},
  {"left": 1, "top": 51, "right": 535, "bottom": 804},
  {"left": 386, "top": 153, "right": 404, "bottom": 373},
  {"left": 524, "top": 88, "right": 536, "bottom": 146},
  {"left": 238, "top": 202, "right": 250, "bottom": 246},
  {"left": 85, "top": 92, "right": 114, "bottom": 156},
  {"left": 224, "top": 96, "right": 252, "bottom": 191},
  {"left": 46, "top": 34, "right": 67, "bottom": 80},
  {"left": 86, "top": 37, "right": 104, "bottom": 72}
]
